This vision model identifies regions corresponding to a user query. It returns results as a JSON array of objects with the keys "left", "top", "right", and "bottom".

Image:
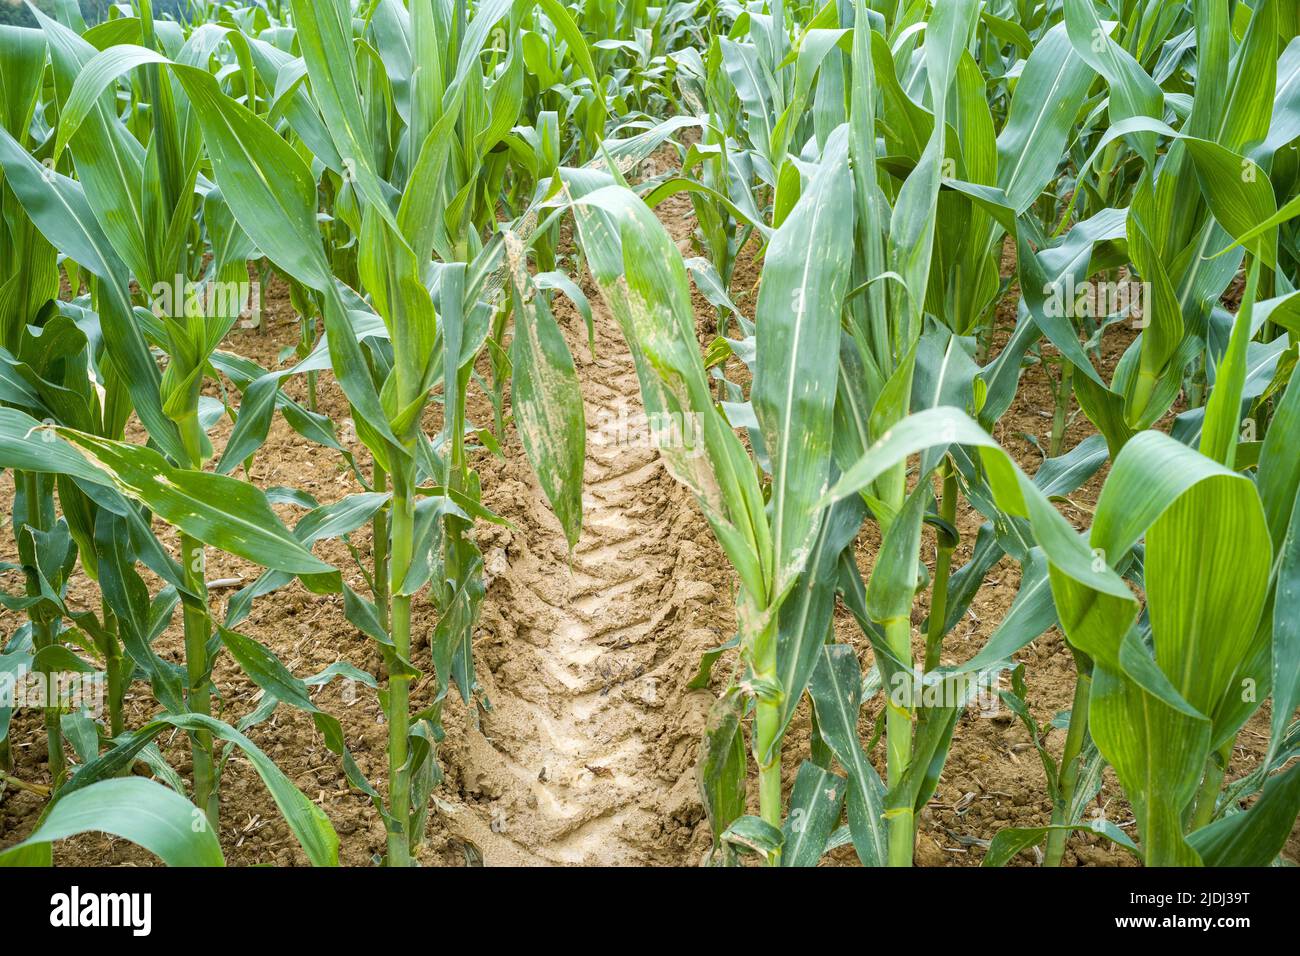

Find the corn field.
[{"left": 0, "top": 0, "right": 1296, "bottom": 872}]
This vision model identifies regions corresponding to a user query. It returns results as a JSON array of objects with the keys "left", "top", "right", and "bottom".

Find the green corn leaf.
[
  {"left": 1090, "top": 635, "right": 1209, "bottom": 866},
  {"left": 696, "top": 690, "right": 748, "bottom": 853},
  {"left": 1184, "top": 141, "right": 1280, "bottom": 270},
  {"left": 775, "top": 494, "right": 866, "bottom": 752},
  {"left": 218, "top": 626, "right": 383, "bottom": 810},
  {"left": 753, "top": 127, "right": 853, "bottom": 595},
  {"left": 65, "top": 712, "right": 339, "bottom": 866},
  {"left": 0, "top": 777, "right": 224, "bottom": 867},
  {"left": 982, "top": 821, "right": 1138, "bottom": 867},
  {"left": 1063, "top": 0, "right": 1162, "bottom": 164},
  {"left": 49, "top": 427, "right": 334, "bottom": 576},
  {"left": 1189, "top": 761, "right": 1300, "bottom": 866},
  {"left": 780, "top": 761, "right": 847, "bottom": 867},
  {"left": 721, "top": 815, "right": 784, "bottom": 862},
  {"left": 1144, "top": 469, "right": 1270, "bottom": 735},
  {"left": 1271, "top": 482, "right": 1300, "bottom": 763},
  {"left": 996, "top": 23, "right": 1096, "bottom": 215},
  {"left": 287, "top": 0, "right": 400, "bottom": 231},
  {"left": 1200, "top": 261, "right": 1260, "bottom": 467},
  {"left": 506, "top": 239, "right": 586, "bottom": 549},
  {"left": 809, "top": 644, "right": 888, "bottom": 866},
  {"left": 0, "top": 129, "right": 184, "bottom": 463}
]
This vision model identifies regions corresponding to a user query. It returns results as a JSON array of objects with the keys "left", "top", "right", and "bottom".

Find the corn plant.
[
  {"left": 994, "top": 274, "right": 1300, "bottom": 866},
  {"left": 0, "top": 3, "right": 355, "bottom": 863},
  {"left": 0, "top": 6, "right": 262, "bottom": 818},
  {"left": 0, "top": 777, "right": 225, "bottom": 866},
  {"left": 100, "top": 0, "right": 609, "bottom": 866},
  {"left": 0, "top": 19, "right": 67, "bottom": 781},
  {"left": 554, "top": 0, "right": 1043, "bottom": 867}
]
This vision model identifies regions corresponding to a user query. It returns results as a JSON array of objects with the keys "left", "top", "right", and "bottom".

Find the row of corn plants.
[
  {"left": 557, "top": 0, "right": 1300, "bottom": 866},
  {"left": 0, "top": 0, "right": 666, "bottom": 865}
]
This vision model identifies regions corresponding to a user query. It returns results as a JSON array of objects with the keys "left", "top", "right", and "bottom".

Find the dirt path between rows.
[{"left": 436, "top": 199, "right": 733, "bottom": 864}]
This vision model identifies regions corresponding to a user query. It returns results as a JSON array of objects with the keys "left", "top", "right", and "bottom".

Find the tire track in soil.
[{"left": 440, "top": 199, "right": 733, "bottom": 865}]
